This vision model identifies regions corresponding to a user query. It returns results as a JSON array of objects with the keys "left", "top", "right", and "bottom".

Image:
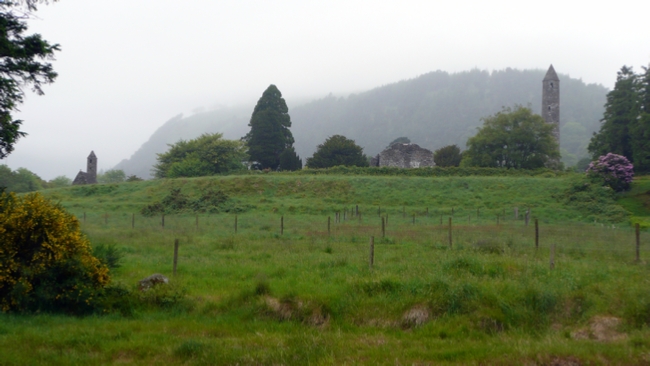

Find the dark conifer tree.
[
  {"left": 630, "top": 66, "right": 650, "bottom": 172},
  {"left": 278, "top": 147, "right": 302, "bottom": 171},
  {"left": 243, "top": 85, "right": 295, "bottom": 170},
  {"left": 588, "top": 66, "right": 639, "bottom": 161}
]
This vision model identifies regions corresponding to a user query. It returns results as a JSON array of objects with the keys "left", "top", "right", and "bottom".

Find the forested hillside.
[{"left": 115, "top": 68, "right": 607, "bottom": 178}]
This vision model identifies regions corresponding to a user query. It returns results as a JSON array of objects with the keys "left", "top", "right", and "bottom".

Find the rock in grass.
[
  {"left": 138, "top": 273, "right": 169, "bottom": 291},
  {"left": 402, "top": 305, "right": 430, "bottom": 328}
]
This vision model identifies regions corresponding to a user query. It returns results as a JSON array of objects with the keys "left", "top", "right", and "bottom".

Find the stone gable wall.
[{"left": 377, "top": 143, "right": 434, "bottom": 168}]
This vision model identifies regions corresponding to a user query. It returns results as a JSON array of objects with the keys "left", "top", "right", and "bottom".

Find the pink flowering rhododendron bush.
[
  {"left": 586, "top": 153, "right": 634, "bottom": 192},
  {"left": 0, "top": 192, "right": 110, "bottom": 314}
]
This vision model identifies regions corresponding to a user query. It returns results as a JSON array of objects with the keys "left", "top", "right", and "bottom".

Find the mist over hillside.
[{"left": 115, "top": 68, "right": 608, "bottom": 178}]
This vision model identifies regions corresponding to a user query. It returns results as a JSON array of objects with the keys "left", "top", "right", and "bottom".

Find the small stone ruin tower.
[
  {"left": 72, "top": 151, "right": 97, "bottom": 185},
  {"left": 542, "top": 64, "right": 560, "bottom": 144}
]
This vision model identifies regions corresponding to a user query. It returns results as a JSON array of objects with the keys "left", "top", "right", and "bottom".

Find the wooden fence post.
[
  {"left": 173, "top": 239, "right": 179, "bottom": 276},
  {"left": 634, "top": 223, "right": 641, "bottom": 262},
  {"left": 328, "top": 216, "right": 331, "bottom": 234},
  {"left": 535, "top": 219, "right": 539, "bottom": 249},
  {"left": 550, "top": 243, "right": 556, "bottom": 270},
  {"left": 514, "top": 207, "right": 519, "bottom": 220},
  {"left": 281, "top": 216, "right": 284, "bottom": 235},
  {"left": 356, "top": 205, "right": 359, "bottom": 217},
  {"left": 162, "top": 214, "right": 165, "bottom": 229},
  {"left": 448, "top": 217, "right": 453, "bottom": 249},
  {"left": 525, "top": 209, "right": 530, "bottom": 226},
  {"left": 382, "top": 217, "right": 385, "bottom": 237},
  {"left": 369, "top": 236, "right": 375, "bottom": 269}
]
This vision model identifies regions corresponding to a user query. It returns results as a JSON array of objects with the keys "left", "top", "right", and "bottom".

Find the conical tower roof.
[
  {"left": 88, "top": 150, "right": 96, "bottom": 158},
  {"left": 543, "top": 65, "right": 559, "bottom": 81}
]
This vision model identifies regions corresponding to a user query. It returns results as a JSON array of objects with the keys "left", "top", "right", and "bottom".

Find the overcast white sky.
[{"left": 3, "top": 0, "right": 650, "bottom": 180}]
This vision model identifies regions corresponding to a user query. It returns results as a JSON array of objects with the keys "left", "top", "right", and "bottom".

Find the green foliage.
[
  {"left": 0, "top": 1, "right": 59, "bottom": 159},
  {"left": 47, "top": 175, "right": 71, "bottom": 188},
  {"left": 0, "top": 164, "right": 45, "bottom": 192},
  {"left": 97, "top": 169, "right": 126, "bottom": 184},
  {"left": 243, "top": 85, "right": 296, "bottom": 170},
  {"left": 463, "top": 106, "right": 560, "bottom": 169},
  {"left": 589, "top": 66, "right": 650, "bottom": 173},
  {"left": 140, "top": 187, "right": 247, "bottom": 216},
  {"left": 154, "top": 133, "right": 247, "bottom": 178},
  {"left": 278, "top": 147, "right": 302, "bottom": 171},
  {"left": 556, "top": 175, "right": 629, "bottom": 222},
  {"left": 387, "top": 136, "right": 410, "bottom": 148},
  {"left": 306, "top": 135, "right": 368, "bottom": 168},
  {"left": 433, "top": 144, "right": 462, "bottom": 167},
  {"left": 0, "top": 192, "right": 110, "bottom": 314},
  {"left": 125, "top": 175, "right": 143, "bottom": 182},
  {"left": 93, "top": 243, "right": 123, "bottom": 270}
]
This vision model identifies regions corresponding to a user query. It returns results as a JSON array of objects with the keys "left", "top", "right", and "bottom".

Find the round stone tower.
[{"left": 542, "top": 64, "right": 560, "bottom": 144}]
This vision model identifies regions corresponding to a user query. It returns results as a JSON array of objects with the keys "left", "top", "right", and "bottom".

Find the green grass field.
[{"left": 1, "top": 172, "right": 649, "bottom": 365}]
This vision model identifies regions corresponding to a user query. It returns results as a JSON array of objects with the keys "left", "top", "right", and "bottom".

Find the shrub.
[
  {"left": 586, "top": 153, "right": 634, "bottom": 192},
  {"left": 0, "top": 192, "right": 110, "bottom": 314},
  {"left": 433, "top": 145, "right": 462, "bottom": 167}
]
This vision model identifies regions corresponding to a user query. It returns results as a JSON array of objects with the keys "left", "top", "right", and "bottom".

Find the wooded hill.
[{"left": 115, "top": 68, "right": 608, "bottom": 178}]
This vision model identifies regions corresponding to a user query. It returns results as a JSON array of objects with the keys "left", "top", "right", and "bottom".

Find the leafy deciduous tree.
[
  {"left": 243, "top": 85, "right": 295, "bottom": 170},
  {"left": 0, "top": 1, "right": 59, "bottom": 158},
  {"left": 306, "top": 135, "right": 368, "bottom": 168},
  {"left": 433, "top": 144, "right": 462, "bottom": 167},
  {"left": 154, "top": 133, "right": 247, "bottom": 178},
  {"left": 47, "top": 175, "right": 71, "bottom": 188},
  {"left": 462, "top": 106, "right": 560, "bottom": 169},
  {"left": 97, "top": 169, "right": 126, "bottom": 184}
]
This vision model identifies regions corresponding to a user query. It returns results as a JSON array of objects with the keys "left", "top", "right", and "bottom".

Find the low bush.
[{"left": 0, "top": 192, "right": 110, "bottom": 314}]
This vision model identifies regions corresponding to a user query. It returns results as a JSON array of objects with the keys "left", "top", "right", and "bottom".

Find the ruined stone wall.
[{"left": 378, "top": 143, "right": 434, "bottom": 168}]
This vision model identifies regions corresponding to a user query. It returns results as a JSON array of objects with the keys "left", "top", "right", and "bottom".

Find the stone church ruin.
[
  {"left": 72, "top": 151, "right": 97, "bottom": 185},
  {"left": 371, "top": 143, "right": 434, "bottom": 168}
]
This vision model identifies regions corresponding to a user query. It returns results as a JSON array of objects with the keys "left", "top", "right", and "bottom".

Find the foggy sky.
[{"left": 4, "top": 0, "right": 649, "bottom": 180}]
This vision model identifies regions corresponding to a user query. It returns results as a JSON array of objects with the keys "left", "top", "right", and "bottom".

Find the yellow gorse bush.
[{"left": 0, "top": 192, "right": 109, "bottom": 313}]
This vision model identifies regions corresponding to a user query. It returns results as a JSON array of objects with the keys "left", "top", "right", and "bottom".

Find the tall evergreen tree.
[
  {"left": 588, "top": 66, "right": 639, "bottom": 161},
  {"left": 243, "top": 85, "right": 295, "bottom": 170},
  {"left": 630, "top": 66, "right": 650, "bottom": 172}
]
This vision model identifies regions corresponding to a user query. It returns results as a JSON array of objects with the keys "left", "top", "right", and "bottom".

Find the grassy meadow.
[{"left": 1, "top": 172, "right": 650, "bottom": 365}]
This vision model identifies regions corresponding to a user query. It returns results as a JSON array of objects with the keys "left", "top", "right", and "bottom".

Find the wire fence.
[{"left": 74, "top": 207, "right": 647, "bottom": 265}]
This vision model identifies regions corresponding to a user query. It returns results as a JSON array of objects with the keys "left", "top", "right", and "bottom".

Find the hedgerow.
[{"left": 0, "top": 192, "right": 110, "bottom": 314}]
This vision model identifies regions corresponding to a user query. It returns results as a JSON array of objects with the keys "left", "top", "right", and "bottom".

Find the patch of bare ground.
[{"left": 571, "top": 316, "right": 627, "bottom": 342}]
